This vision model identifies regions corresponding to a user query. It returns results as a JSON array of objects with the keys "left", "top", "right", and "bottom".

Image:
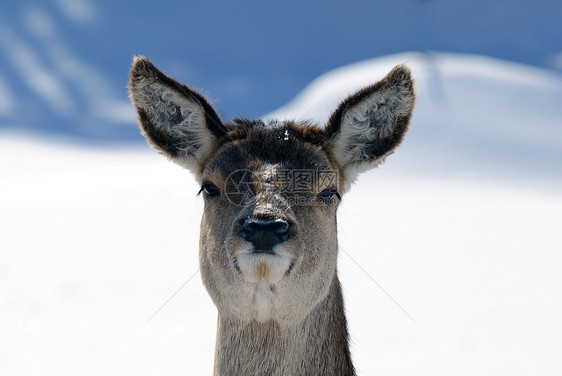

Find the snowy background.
[{"left": 1, "top": 1, "right": 562, "bottom": 375}]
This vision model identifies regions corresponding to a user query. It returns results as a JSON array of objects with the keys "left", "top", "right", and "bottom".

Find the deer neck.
[{"left": 213, "top": 276, "right": 355, "bottom": 376}]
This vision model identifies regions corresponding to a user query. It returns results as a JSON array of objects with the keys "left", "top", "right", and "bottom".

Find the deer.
[{"left": 128, "top": 56, "right": 415, "bottom": 376}]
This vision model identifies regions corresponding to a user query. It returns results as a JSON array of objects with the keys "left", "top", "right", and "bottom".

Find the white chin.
[{"left": 236, "top": 251, "right": 293, "bottom": 283}]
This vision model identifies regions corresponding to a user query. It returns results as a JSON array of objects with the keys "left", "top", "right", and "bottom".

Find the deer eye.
[
  {"left": 201, "top": 183, "right": 220, "bottom": 197},
  {"left": 317, "top": 188, "right": 341, "bottom": 204}
]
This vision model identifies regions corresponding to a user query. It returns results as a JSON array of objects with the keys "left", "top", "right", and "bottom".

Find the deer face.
[
  {"left": 129, "top": 57, "right": 415, "bottom": 323},
  {"left": 196, "top": 122, "right": 343, "bottom": 322}
]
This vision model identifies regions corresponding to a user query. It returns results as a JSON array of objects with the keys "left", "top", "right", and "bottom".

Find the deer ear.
[
  {"left": 325, "top": 65, "right": 415, "bottom": 185},
  {"left": 128, "top": 56, "right": 226, "bottom": 176}
]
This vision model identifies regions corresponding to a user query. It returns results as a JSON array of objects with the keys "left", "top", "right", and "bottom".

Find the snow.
[
  {"left": 266, "top": 52, "right": 562, "bottom": 185},
  {"left": 1, "top": 53, "right": 562, "bottom": 375}
]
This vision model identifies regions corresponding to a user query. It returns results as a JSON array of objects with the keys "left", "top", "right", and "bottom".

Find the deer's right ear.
[{"left": 128, "top": 56, "right": 226, "bottom": 176}]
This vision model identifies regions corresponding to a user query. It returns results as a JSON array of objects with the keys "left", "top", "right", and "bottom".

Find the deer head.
[{"left": 129, "top": 56, "right": 415, "bottom": 325}]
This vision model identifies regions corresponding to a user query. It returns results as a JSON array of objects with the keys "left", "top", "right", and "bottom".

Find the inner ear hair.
[
  {"left": 128, "top": 56, "right": 227, "bottom": 173},
  {"left": 325, "top": 64, "right": 416, "bottom": 169},
  {"left": 129, "top": 56, "right": 225, "bottom": 139}
]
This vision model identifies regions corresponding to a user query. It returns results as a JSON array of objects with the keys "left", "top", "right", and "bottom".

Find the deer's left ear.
[{"left": 325, "top": 65, "right": 416, "bottom": 184}]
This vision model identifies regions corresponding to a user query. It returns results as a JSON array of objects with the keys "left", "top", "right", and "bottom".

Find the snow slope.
[
  {"left": 267, "top": 52, "right": 562, "bottom": 187},
  {"left": 1, "top": 54, "right": 562, "bottom": 375}
]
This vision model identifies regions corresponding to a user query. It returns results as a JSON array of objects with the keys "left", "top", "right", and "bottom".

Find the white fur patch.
[
  {"left": 251, "top": 282, "right": 275, "bottom": 322},
  {"left": 235, "top": 249, "right": 293, "bottom": 284},
  {"left": 232, "top": 245, "right": 294, "bottom": 322}
]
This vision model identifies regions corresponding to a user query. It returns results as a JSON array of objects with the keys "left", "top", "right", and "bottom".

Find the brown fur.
[{"left": 128, "top": 56, "right": 416, "bottom": 375}]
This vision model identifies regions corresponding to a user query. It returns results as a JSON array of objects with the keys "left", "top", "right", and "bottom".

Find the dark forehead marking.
[{"left": 205, "top": 119, "right": 338, "bottom": 173}]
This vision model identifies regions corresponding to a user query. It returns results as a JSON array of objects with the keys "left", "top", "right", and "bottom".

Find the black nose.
[{"left": 240, "top": 218, "right": 290, "bottom": 252}]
